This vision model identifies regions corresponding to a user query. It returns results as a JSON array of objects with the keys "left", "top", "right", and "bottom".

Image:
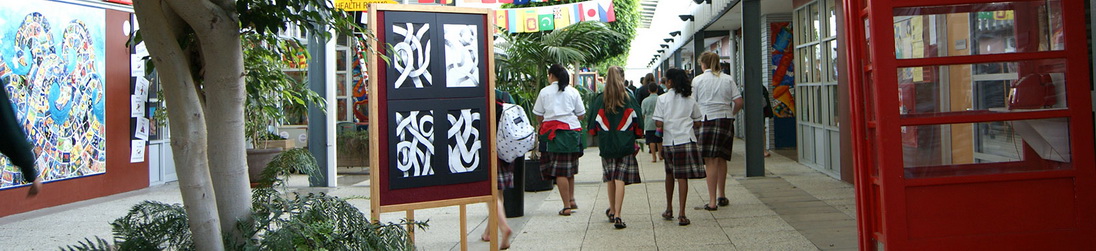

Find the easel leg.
[
  {"left": 488, "top": 199, "right": 498, "bottom": 250},
  {"left": 406, "top": 210, "right": 415, "bottom": 241},
  {"left": 460, "top": 204, "right": 468, "bottom": 251}
]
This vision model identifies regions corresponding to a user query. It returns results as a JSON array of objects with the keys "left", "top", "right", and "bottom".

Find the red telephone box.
[{"left": 842, "top": 0, "right": 1095, "bottom": 249}]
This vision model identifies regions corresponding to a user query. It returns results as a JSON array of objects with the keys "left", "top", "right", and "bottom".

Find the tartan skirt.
[
  {"left": 540, "top": 152, "right": 581, "bottom": 179},
  {"left": 662, "top": 142, "right": 706, "bottom": 179},
  {"left": 496, "top": 159, "right": 514, "bottom": 190},
  {"left": 602, "top": 154, "right": 642, "bottom": 185},
  {"left": 697, "top": 119, "right": 735, "bottom": 160}
]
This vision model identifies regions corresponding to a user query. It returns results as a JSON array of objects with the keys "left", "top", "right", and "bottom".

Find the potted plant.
[
  {"left": 336, "top": 129, "right": 370, "bottom": 170},
  {"left": 243, "top": 33, "right": 325, "bottom": 185}
]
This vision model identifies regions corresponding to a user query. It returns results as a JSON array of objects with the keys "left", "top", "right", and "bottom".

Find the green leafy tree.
[{"left": 131, "top": 0, "right": 359, "bottom": 248}]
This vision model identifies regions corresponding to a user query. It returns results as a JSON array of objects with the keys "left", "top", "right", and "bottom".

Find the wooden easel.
[{"left": 366, "top": 4, "right": 500, "bottom": 250}]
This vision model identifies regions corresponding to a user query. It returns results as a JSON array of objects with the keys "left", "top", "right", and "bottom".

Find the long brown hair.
[
  {"left": 603, "top": 66, "right": 628, "bottom": 113},
  {"left": 700, "top": 51, "right": 722, "bottom": 76}
]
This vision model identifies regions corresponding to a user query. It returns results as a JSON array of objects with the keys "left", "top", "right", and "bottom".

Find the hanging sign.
[{"left": 335, "top": 0, "right": 397, "bottom": 11}]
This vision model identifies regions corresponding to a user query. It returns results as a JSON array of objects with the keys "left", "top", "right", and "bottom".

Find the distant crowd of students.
[{"left": 489, "top": 51, "right": 744, "bottom": 248}]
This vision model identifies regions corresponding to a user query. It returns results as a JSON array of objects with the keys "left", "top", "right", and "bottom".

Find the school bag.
[{"left": 496, "top": 103, "right": 535, "bottom": 163}]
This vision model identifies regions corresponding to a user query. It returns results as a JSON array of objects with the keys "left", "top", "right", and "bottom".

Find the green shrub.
[{"left": 61, "top": 149, "right": 420, "bottom": 250}]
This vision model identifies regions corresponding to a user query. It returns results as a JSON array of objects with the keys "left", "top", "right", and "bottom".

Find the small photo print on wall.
[
  {"left": 443, "top": 24, "right": 479, "bottom": 88},
  {"left": 395, "top": 110, "right": 435, "bottom": 178},
  {"left": 447, "top": 109, "right": 481, "bottom": 173},
  {"left": 392, "top": 22, "right": 433, "bottom": 89}
]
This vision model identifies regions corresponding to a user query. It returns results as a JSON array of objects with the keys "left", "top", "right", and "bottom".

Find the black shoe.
[
  {"left": 614, "top": 217, "right": 627, "bottom": 229},
  {"left": 717, "top": 197, "right": 730, "bottom": 207}
]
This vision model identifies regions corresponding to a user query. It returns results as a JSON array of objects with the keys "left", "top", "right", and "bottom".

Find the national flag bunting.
[
  {"left": 537, "top": 7, "right": 555, "bottom": 31},
  {"left": 500, "top": 0, "right": 617, "bottom": 33}
]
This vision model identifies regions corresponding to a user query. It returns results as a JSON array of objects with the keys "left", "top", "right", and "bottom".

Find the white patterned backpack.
[{"left": 496, "top": 103, "right": 535, "bottom": 163}]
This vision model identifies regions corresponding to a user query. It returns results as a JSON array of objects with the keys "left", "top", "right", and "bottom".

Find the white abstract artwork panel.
[
  {"left": 447, "top": 109, "right": 481, "bottom": 173},
  {"left": 396, "top": 110, "right": 435, "bottom": 177},
  {"left": 393, "top": 23, "right": 432, "bottom": 89},
  {"left": 443, "top": 24, "right": 479, "bottom": 88}
]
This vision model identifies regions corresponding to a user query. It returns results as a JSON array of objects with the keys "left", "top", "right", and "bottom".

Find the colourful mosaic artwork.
[{"left": 0, "top": 1, "right": 107, "bottom": 189}]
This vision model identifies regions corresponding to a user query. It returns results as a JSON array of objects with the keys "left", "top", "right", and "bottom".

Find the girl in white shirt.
[
  {"left": 532, "top": 64, "right": 586, "bottom": 216},
  {"left": 652, "top": 68, "right": 705, "bottom": 226},
  {"left": 693, "top": 51, "right": 743, "bottom": 211}
]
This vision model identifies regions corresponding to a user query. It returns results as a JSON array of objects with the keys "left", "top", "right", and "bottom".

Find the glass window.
[
  {"left": 800, "top": 47, "right": 813, "bottom": 83},
  {"left": 336, "top": 50, "right": 347, "bottom": 71},
  {"left": 813, "top": 44, "right": 823, "bottom": 83},
  {"left": 337, "top": 73, "right": 347, "bottom": 97},
  {"left": 337, "top": 98, "right": 348, "bottom": 121},
  {"left": 893, "top": 1, "right": 1064, "bottom": 59},
  {"left": 896, "top": 59, "right": 1067, "bottom": 116},
  {"left": 810, "top": 3, "right": 820, "bottom": 42},
  {"left": 827, "top": 0, "right": 837, "bottom": 38},
  {"left": 902, "top": 117, "right": 1072, "bottom": 178},
  {"left": 828, "top": 41, "right": 839, "bottom": 82}
]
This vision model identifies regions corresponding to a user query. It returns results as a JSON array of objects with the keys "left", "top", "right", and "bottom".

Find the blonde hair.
[
  {"left": 603, "top": 66, "right": 628, "bottom": 113},
  {"left": 700, "top": 51, "right": 722, "bottom": 76}
]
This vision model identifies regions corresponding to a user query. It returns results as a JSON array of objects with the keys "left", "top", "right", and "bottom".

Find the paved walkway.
[{"left": 0, "top": 139, "right": 857, "bottom": 250}]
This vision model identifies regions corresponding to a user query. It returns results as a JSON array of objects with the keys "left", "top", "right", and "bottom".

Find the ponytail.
[
  {"left": 665, "top": 68, "right": 693, "bottom": 97},
  {"left": 549, "top": 64, "right": 570, "bottom": 92},
  {"left": 700, "top": 51, "right": 722, "bottom": 76}
]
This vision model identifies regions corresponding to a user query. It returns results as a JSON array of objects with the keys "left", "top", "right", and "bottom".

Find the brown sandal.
[
  {"left": 661, "top": 210, "right": 673, "bottom": 220},
  {"left": 558, "top": 208, "right": 572, "bottom": 216},
  {"left": 678, "top": 216, "right": 691, "bottom": 226}
]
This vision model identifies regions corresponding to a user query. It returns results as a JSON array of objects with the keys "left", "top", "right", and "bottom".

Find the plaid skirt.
[
  {"left": 496, "top": 159, "right": 514, "bottom": 190},
  {"left": 697, "top": 119, "right": 735, "bottom": 160},
  {"left": 602, "top": 155, "right": 642, "bottom": 185},
  {"left": 540, "top": 152, "right": 581, "bottom": 179},
  {"left": 662, "top": 142, "right": 706, "bottom": 179}
]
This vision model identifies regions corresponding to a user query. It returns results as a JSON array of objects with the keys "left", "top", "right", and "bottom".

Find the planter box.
[
  {"left": 337, "top": 136, "right": 370, "bottom": 167},
  {"left": 256, "top": 139, "right": 292, "bottom": 150}
]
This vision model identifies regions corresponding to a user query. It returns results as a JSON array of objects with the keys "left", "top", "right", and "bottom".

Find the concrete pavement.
[{"left": 0, "top": 139, "right": 857, "bottom": 250}]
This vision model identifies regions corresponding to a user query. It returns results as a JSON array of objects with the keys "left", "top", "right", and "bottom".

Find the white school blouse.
[
  {"left": 652, "top": 89, "right": 702, "bottom": 146},
  {"left": 692, "top": 70, "right": 742, "bottom": 121},
  {"left": 532, "top": 82, "right": 586, "bottom": 130}
]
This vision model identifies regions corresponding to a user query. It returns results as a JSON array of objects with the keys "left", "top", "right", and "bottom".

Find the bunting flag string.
[{"left": 492, "top": 0, "right": 616, "bottom": 33}]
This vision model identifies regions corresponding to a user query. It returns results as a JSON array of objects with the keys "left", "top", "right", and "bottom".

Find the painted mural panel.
[
  {"left": 0, "top": 1, "right": 107, "bottom": 189},
  {"left": 770, "top": 22, "right": 796, "bottom": 118}
]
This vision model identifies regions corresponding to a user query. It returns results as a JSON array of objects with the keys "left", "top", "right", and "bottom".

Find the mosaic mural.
[{"left": 0, "top": 1, "right": 107, "bottom": 189}]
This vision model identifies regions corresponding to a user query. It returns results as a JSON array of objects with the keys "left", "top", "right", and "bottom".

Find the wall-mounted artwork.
[
  {"left": 371, "top": 7, "right": 494, "bottom": 206},
  {"left": 384, "top": 12, "right": 486, "bottom": 101},
  {"left": 392, "top": 22, "right": 432, "bottom": 89},
  {"left": 0, "top": 1, "right": 107, "bottom": 189},
  {"left": 447, "top": 108, "right": 481, "bottom": 173},
  {"left": 444, "top": 24, "right": 480, "bottom": 88},
  {"left": 769, "top": 22, "right": 796, "bottom": 118},
  {"left": 395, "top": 110, "right": 434, "bottom": 177},
  {"left": 385, "top": 99, "right": 486, "bottom": 190}
]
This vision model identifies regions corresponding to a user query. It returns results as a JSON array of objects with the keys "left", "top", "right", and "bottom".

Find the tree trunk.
[
  {"left": 164, "top": 0, "right": 253, "bottom": 243},
  {"left": 132, "top": 1, "right": 224, "bottom": 250}
]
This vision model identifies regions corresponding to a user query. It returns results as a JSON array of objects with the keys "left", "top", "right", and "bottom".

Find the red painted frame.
[{"left": 843, "top": 0, "right": 1095, "bottom": 249}]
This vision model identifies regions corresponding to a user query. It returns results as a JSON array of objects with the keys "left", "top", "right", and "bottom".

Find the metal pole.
[
  {"left": 742, "top": 0, "right": 765, "bottom": 177},
  {"left": 307, "top": 32, "right": 330, "bottom": 187}
]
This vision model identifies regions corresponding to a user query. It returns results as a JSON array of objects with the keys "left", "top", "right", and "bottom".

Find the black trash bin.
[
  {"left": 502, "top": 159, "right": 524, "bottom": 218},
  {"left": 524, "top": 158, "right": 554, "bottom": 192}
]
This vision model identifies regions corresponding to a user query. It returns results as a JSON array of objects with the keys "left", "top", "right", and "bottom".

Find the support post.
[
  {"left": 742, "top": 0, "right": 766, "bottom": 177},
  {"left": 693, "top": 35, "right": 705, "bottom": 75},
  {"left": 673, "top": 49, "right": 682, "bottom": 69},
  {"left": 307, "top": 31, "right": 336, "bottom": 187}
]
